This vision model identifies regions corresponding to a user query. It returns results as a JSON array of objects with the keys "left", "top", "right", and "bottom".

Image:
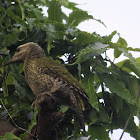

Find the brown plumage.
[{"left": 7, "top": 42, "right": 89, "bottom": 130}]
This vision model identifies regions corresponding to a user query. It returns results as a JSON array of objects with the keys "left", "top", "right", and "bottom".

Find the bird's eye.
[{"left": 16, "top": 48, "right": 21, "bottom": 52}]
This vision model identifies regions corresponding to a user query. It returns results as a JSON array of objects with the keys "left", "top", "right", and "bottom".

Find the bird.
[{"left": 7, "top": 42, "right": 90, "bottom": 130}]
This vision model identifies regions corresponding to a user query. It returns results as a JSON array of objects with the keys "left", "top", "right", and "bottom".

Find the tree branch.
[
  {"left": 119, "top": 85, "right": 140, "bottom": 140},
  {"left": 25, "top": 93, "right": 64, "bottom": 140}
]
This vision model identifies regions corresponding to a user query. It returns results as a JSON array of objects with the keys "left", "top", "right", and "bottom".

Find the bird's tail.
[
  {"left": 76, "top": 103, "right": 85, "bottom": 131},
  {"left": 69, "top": 92, "right": 85, "bottom": 130}
]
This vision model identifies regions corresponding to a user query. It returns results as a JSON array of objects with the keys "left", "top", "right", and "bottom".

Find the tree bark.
[
  {"left": 0, "top": 93, "right": 64, "bottom": 140},
  {"left": 25, "top": 93, "right": 64, "bottom": 140}
]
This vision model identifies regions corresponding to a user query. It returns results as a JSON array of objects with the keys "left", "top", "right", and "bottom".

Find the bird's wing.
[
  {"left": 35, "top": 57, "right": 89, "bottom": 108},
  {"left": 36, "top": 58, "right": 82, "bottom": 89}
]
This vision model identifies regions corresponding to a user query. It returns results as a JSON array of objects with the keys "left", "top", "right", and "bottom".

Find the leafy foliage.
[
  {"left": 0, "top": 0, "right": 140, "bottom": 139},
  {"left": 0, "top": 132, "right": 21, "bottom": 140}
]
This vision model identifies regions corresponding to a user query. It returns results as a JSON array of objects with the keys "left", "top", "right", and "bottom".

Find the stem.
[
  {"left": 119, "top": 86, "right": 140, "bottom": 140},
  {"left": 0, "top": 99, "right": 38, "bottom": 139},
  {"left": 16, "top": 0, "right": 25, "bottom": 20}
]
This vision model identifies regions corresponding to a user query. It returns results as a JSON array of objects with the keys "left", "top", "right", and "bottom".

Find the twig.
[
  {"left": 119, "top": 86, "right": 140, "bottom": 140},
  {"left": 0, "top": 99, "right": 38, "bottom": 140},
  {"left": 0, "top": 53, "right": 8, "bottom": 56}
]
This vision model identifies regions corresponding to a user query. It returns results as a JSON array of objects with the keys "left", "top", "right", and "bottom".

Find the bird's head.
[{"left": 6, "top": 42, "right": 46, "bottom": 65}]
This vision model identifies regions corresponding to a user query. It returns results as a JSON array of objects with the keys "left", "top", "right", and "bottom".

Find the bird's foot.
[
  {"left": 32, "top": 92, "right": 57, "bottom": 111},
  {"left": 31, "top": 92, "right": 52, "bottom": 109}
]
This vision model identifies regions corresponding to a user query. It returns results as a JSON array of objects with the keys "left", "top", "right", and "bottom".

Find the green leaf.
[
  {"left": 115, "top": 57, "right": 140, "bottom": 77},
  {"left": 115, "top": 59, "right": 129, "bottom": 68},
  {"left": 0, "top": 6, "right": 5, "bottom": 13},
  {"left": 48, "top": 0, "right": 63, "bottom": 23},
  {"left": 68, "top": 10, "right": 93, "bottom": 26},
  {"left": 0, "top": 6, "right": 6, "bottom": 22},
  {"left": 20, "top": 107, "right": 38, "bottom": 139},
  {"left": 59, "top": 105, "right": 69, "bottom": 113},
  {"left": 114, "top": 37, "right": 128, "bottom": 58},
  {"left": 112, "top": 47, "right": 140, "bottom": 77},
  {"left": 94, "top": 18, "right": 106, "bottom": 28},
  {"left": 6, "top": 7, "right": 26, "bottom": 26},
  {"left": 65, "top": 26, "right": 78, "bottom": 36},
  {"left": 114, "top": 47, "right": 122, "bottom": 58},
  {"left": 123, "top": 60, "right": 140, "bottom": 78},
  {"left": 128, "top": 76, "right": 139, "bottom": 98},
  {"left": 88, "top": 107, "right": 110, "bottom": 124},
  {"left": 99, "top": 73, "right": 136, "bottom": 105},
  {"left": 118, "top": 47, "right": 140, "bottom": 68},
  {"left": 88, "top": 125, "right": 110, "bottom": 140},
  {"left": 16, "top": 0, "right": 25, "bottom": 20},
  {"left": 117, "top": 47, "right": 140, "bottom": 77},
  {"left": 43, "top": 24, "right": 56, "bottom": 41},
  {"left": 6, "top": 71, "right": 14, "bottom": 85},
  {"left": 118, "top": 37, "right": 128, "bottom": 46},
  {"left": 1, "top": 32, "right": 20, "bottom": 47},
  {"left": 115, "top": 59, "right": 133, "bottom": 74},
  {"left": 24, "top": 3, "right": 44, "bottom": 20},
  {"left": 127, "top": 117, "right": 140, "bottom": 139},
  {"left": 111, "top": 105, "right": 140, "bottom": 140},
  {"left": 136, "top": 57, "right": 140, "bottom": 66},
  {"left": 29, "top": 107, "right": 38, "bottom": 129},
  {"left": 82, "top": 74, "right": 99, "bottom": 111},
  {"left": 56, "top": 0, "right": 78, "bottom": 10},
  {"left": 112, "top": 94, "right": 123, "bottom": 113},
  {"left": 47, "top": 42, "right": 54, "bottom": 54},
  {"left": 0, "top": 132, "right": 21, "bottom": 140},
  {"left": 102, "top": 31, "right": 117, "bottom": 43},
  {"left": 74, "top": 32, "right": 98, "bottom": 44},
  {"left": 75, "top": 42, "right": 107, "bottom": 64},
  {"left": 88, "top": 109, "right": 98, "bottom": 124},
  {"left": 14, "top": 80, "right": 27, "bottom": 97},
  {"left": 127, "top": 47, "right": 140, "bottom": 52}
]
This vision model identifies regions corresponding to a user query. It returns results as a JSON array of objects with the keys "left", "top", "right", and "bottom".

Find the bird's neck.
[{"left": 23, "top": 47, "right": 46, "bottom": 74}]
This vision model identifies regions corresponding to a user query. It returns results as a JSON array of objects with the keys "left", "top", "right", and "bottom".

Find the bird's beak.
[
  {"left": 3, "top": 53, "right": 23, "bottom": 67},
  {"left": 4, "top": 55, "right": 18, "bottom": 66},
  {"left": 4, "top": 59, "right": 13, "bottom": 67},
  {"left": 0, "top": 53, "right": 10, "bottom": 66}
]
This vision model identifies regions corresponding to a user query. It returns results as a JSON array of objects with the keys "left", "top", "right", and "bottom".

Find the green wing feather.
[
  {"left": 35, "top": 57, "right": 89, "bottom": 110},
  {"left": 36, "top": 57, "right": 83, "bottom": 89}
]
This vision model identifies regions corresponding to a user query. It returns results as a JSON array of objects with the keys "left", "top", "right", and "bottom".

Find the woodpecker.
[{"left": 7, "top": 42, "right": 89, "bottom": 130}]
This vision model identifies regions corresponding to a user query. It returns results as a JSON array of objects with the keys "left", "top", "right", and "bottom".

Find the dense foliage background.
[{"left": 0, "top": 0, "right": 140, "bottom": 139}]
